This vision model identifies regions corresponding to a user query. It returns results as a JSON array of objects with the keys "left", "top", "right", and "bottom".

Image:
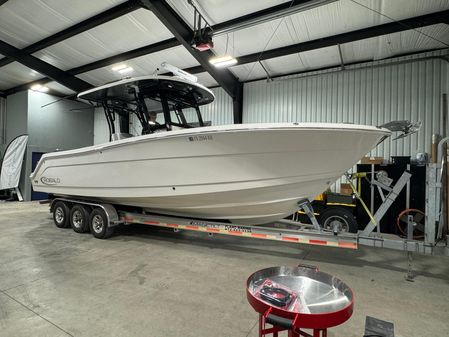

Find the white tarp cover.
[{"left": 0, "top": 135, "right": 28, "bottom": 190}]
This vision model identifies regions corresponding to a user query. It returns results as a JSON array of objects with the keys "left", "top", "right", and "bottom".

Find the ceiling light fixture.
[
  {"left": 209, "top": 55, "right": 237, "bottom": 68},
  {"left": 209, "top": 33, "right": 237, "bottom": 68},
  {"left": 30, "top": 84, "right": 49, "bottom": 93},
  {"left": 118, "top": 66, "right": 134, "bottom": 74},
  {"left": 112, "top": 64, "right": 128, "bottom": 71}
]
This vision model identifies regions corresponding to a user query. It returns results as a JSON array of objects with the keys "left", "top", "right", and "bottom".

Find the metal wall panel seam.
[{"left": 0, "top": 97, "right": 6, "bottom": 144}]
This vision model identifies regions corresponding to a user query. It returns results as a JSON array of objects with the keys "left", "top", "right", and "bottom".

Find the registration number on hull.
[{"left": 188, "top": 135, "right": 213, "bottom": 142}]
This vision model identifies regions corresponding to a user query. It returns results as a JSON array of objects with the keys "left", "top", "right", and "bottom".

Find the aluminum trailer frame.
[
  {"left": 49, "top": 196, "right": 449, "bottom": 256},
  {"left": 118, "top": 211, "right": 448, "bottom": 256},
  {"left": 119, "top": 211, "right": 358, "bottom": 249}
]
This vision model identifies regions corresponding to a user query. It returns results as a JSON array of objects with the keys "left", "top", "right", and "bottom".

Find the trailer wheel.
[
  {"left": 70, "top": 205, "right": 91, "bottom": 233},
  {"left": 53, "top": 201, "right": 70, "bottom": 228},
  {"left": 89, "top": 208, "right": 113, "bottom": 239},
  {"left": 319, "top": 207, "right": 358, "bottom": 234}
]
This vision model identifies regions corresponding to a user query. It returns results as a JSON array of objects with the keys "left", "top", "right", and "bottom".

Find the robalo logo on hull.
[{"left": 40, "top": 177, "right": 61, "bottom": 185}]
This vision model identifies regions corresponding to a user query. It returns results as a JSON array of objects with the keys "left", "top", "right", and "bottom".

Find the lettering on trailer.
[
  {"left": 188, "top": 135, "right": 213, "bottom": 142},
  {"left": 122, "top": 214, "right": 357, "bottom": 249},
  {"left": 224, "top": 225, "right": 252, "bottom": 233},
  {"left": 190, "top": 220, "right": 212, "bottom": 227},
  {"left": 40, "top": 177, "right": 61, "bottom": 185}
]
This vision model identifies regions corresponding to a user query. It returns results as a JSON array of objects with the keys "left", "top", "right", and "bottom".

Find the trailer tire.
[
  {"left": 53, "top": 201, "right": 70, "bottom": 228},
  {"left": 89, "top": 208, "right": 113, "bottom": 239},
  {"left": 319, "top": 207, "right": 358, "bottom": 234},
  {"left": 70, "top": 205, "right": 91, "bottom": 233}
]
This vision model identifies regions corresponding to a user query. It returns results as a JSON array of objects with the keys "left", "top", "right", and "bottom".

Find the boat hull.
[{"left": 30, "top": 123, "right": 390, "bottom": 224}]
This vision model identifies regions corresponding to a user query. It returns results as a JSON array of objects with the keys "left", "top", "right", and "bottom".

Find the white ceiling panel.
[
  {"left": 33, "top": 9, "right": 173, "bottom": 70},
  {"left": 0, "top": 62, "right": 44, "bottom": 90},
  {"left": 359, "top": 0, "right": 449, "bottom": 21},
  {"left": 210, "top": 0, "right": 449, "bottom": 60},
  {"left": 45, "top": 81, "right": 76, "bottom": 96},
  {"left": 230, "top": 62, "right": 269, "bottom": 82},
  {"left": 195, "top": 72, "right": 218, "bottom": 87},
  {"left": 212, "top": 17, "right": 290, "bottom": 57},
  {"left": 77, "top": 46, "right": 200, "bottom": 86},
  {"left": 263, "top": 46, "right": 340, "bottom": 75},
  {"left": 0, "top": 0, "right": 124, "bottom": 48},
  {"left": 341, "top": 23, "right": 449, "bottom": 62},
  {"left": 169, "top": 0, "right": 449, "bottom": 30},
  {"left": 230, "top": 45, "right": 341, "bottom": 81},
  {"left": 2, "top": 0, "right": 449, "bottom": 93},
  {"left": 167, "top": 0, "right": 290, "bottom": 27}
]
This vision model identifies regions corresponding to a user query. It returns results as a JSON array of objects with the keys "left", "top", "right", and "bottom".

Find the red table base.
[{"left": 259, "top": 314, "right": 328, "bottom": 337}]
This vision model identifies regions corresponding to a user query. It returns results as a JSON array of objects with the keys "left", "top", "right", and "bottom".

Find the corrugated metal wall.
[
  {"left": 199, "top": 87, "right": 234, "bottom": 125},
  {"left": 244, "top": 49, "right": 449, "bottom": 159},
  {"left": 0, "top": 97, "right": 6, "bottom": 145},
  {"left": 183, "top": 87, "right": 234, "bottom": 125}
]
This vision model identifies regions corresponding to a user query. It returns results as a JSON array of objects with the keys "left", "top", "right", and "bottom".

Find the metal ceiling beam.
[
  {"left": 0, "top": 0, "right": 327, "bottom": 70},
  {"left": 5, "top": 9, "right": 448, "bottom": 95},
  {"left": 3, "top": 38, "right": 179, "bottom": 95},
  {"left": 169, "top": 9, "right": 449, "bottom": 74},
  {"left": 244, "top": 49, "right": 449, "bottom": 84},
  {"left": 16, "top": 1, "right": 325, "bottom": 77},
  {"left": 235, "top": 9, "right": 449, "bottom": 65},
  {"left": 0, "top": 39, "right": 93, "bottom": 93},
  {"left": 0, "top": 0, "right": 9, "bottom": 7},
  {"left": 139, "top": 0, "right": 240, "bottom": 98},
  {"left": 212, "top": 0, "right": 336, "bottom": 36},
  {"left": 69, "top": 38, "right": 179, "bottom": 75},
  {"left": 0, "top": 0, "right": 141, "bottom": 68},
  {"left": 139, "top": 0, "right": 243, "bottom": 123}
]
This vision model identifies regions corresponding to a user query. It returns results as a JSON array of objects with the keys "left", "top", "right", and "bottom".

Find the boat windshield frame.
[{"left": 78, "top": 77, "right": 213, "bottom": 140}]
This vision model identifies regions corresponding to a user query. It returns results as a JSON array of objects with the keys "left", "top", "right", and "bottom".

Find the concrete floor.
[{"left": 0, "top": 202, "right": 448, "bottom": 337}]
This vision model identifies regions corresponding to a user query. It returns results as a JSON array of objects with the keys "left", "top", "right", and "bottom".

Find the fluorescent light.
[
  {"left": 209, "top": 55, "right": 237, "bottom": 68},
  {"left": 112, "top": 64, "right": 128, "bottom": 71},
  {"left": 118, "top": 66, "right": 134, "bottom": 74},
  {"left": 30, "top": 84, "right": 49, "bottom": 92}
]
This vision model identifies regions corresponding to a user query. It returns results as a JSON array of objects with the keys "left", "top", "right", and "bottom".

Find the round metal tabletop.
[{"left": 246, "top": 266, "right": 354, "bottom": 329}]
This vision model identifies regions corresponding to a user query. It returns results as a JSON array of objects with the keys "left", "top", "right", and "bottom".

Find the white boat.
[{"left": 30, "top": 72, "right": 391, "bottom": 224}]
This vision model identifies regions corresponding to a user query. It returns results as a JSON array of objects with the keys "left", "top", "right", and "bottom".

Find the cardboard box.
[
  {"left": 340, "top": 183, "right": 353, "bottom": 195},
  {"left": 360, "top": 156, "right": 384, "bottom": 165}
]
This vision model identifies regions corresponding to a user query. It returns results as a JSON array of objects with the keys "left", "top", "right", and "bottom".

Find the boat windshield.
[{"left": 141, "top": 96, "right": 206, "bottom": 133}]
